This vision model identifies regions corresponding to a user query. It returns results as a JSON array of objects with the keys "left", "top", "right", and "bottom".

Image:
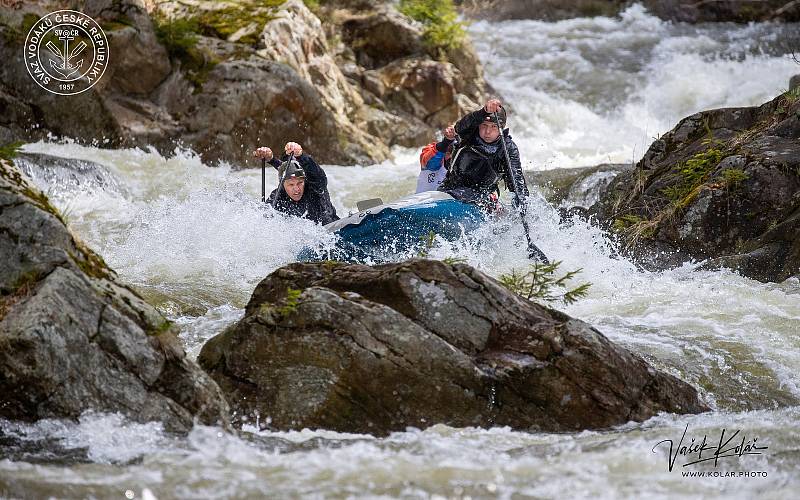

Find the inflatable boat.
[{"left": 300, "top": 191, "right": 485, "bottom": 262}]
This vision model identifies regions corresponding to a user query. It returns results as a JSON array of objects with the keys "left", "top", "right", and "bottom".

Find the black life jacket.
[{"left": 444, "top": 145, "right": 501, "bottom": 194}]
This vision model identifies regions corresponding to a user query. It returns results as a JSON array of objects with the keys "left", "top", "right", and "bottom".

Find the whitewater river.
[{"left": 2, "top": 5, "right": 799, "bottom": 499}]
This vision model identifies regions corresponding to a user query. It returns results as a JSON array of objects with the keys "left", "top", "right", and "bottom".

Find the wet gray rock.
[
  {"left": 91, "top": 0, "right": 172, "bottom": 96},
  {"left": 14, "top": 152, "right": 126, "bottom": 197},
  {"left": 0, "top": 89, "right": 39, "bottom": 146},
  {"left": 179, "top": 53, "right": 355, "bottom": 166},
  {"left": 199, "top": 260, "right": 707, "bottom": 436},
  {"left": 0, "top": 157, "right": 230, "bottom": 432},
  {"left": 592, "top": 92, "right": 800, "bottom": 282},
  {"left": 790, "top": 74, "right": 800, "bottom": 91},
  {"left": 341, "top": 5, "right": 425, "bottom": 69}
]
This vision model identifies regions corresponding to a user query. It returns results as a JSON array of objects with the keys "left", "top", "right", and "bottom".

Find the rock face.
[
  {"left": 0, "top": 156, "right": 230, "bottom": 432},
  {"left": 456, "top": 0, "right": 800, "bottom": 22},
  {"left": 198, "top": 260, "right": 707, "bottom": 435},
  {"left": 0, "top": 0, "right": 489, "bottom": 166},
  {"left": 177, "top": 52, "right": 350, "bottom": 165},
  {"left": 593, "top": 92, "right": 800, "bottom": 282},
  {"left": 256, "top": 0, "right": 392, "bottom": 164}
]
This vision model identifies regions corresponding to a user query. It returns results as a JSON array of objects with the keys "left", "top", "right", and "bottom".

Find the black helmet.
[
  {"left": 279, "top": 158, "right": 305, "bottom": 180},
  {"left": 484, "top": 106, "right": 507, "bottom": 128}
]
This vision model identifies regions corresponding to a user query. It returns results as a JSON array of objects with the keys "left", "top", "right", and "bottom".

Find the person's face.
[
  {"left": 283, "top": 177, "right": 305, "bottom": 201},
  {"left": 479, "top": 121, "right": 500, "bottom": 142}
]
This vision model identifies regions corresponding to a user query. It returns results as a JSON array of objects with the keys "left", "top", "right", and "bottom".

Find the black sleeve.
[
  {"left": 499, "top": 139, "right": 529, "bottom": 206},
  {"left": 291, "top": 154, "right": 327, "bottom": 193},
  {"left": 455, "top": 107, "right": 490, "bottom": 139},
  {"left": 268, "top": 157, "right": 281, "bottom": 169}
]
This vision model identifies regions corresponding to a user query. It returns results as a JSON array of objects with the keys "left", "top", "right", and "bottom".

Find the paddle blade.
[
  {"left": 528, "top": 243, "right": 549, "bottom": 264},
  {"left": 356, "top": 198, "right": 383, "bottom": 211}
]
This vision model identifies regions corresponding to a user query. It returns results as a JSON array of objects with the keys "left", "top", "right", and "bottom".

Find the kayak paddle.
[{"left": 494, "top": 111, "right": 549, "bottom": 264}]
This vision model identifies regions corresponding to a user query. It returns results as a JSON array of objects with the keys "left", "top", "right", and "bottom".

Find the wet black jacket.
[
  {"left": 439, "top": 108, "right": 529, "bottom": 206},
  {"left": 268, "top": 154, "right": 339, "bottom": 225}
]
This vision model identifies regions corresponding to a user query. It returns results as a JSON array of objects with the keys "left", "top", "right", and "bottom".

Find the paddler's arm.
[
  {"left": 252, "top": 147, "right": 281, "bottom": 169},
  {"left": 292, "top": 154, "right": 328, "bottom": 193},
  {"left": 455, "top": 107, "right": 490, "bottom": 138},
  {"left": 277, "top": 142, "right": 328, "bottom": 193},
  {"left": 319, "top": 195, "right": 340, "bottom": 225}
]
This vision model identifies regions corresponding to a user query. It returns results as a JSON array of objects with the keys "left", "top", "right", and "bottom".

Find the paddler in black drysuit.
[
  {"left": 253, "top": 142, "right": 339, "bottom": 225},
  {"left": 438, "top": 98, "right": 529, "bottom": 210}
]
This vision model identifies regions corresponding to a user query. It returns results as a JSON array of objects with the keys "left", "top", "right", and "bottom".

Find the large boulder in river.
[
  {"left": 0, "top": 156, "right": 230, "bottom": 432},
  {"left": 198, "top": 260, "right": 707, "bottom": 435},
  {"left": 593, "top": 91, "right": 800, "bottom": 282}
]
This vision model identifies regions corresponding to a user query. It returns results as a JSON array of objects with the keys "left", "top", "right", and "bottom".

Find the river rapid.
[{"left": 2, "top": 5, "right": 799, "bottom": 499}]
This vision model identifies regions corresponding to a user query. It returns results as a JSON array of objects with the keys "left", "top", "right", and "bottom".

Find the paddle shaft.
[{"left": 493, "top": 112, "right": 549, "bottom": 264}]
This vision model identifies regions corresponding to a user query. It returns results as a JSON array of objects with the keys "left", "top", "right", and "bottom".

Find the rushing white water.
[
  {"left": 3, "top": 4, "right": 800, "bottom": 498},
  {"left": 470, "top": 4, "right": 800, "bottom": 170},
  {"left": 2, "top": 408, "right": 799, "bottom": 498}
]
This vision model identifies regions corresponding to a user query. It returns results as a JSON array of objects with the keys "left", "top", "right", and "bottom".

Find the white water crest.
[
  {"left": 2, "top": 409, "right": 798, "bottom": 497},
  {"left": 4, "top": 4, "right": 800, "bottom": 498},
  {"left": 469, "top": 4, "right": 800, "bottom": 169}
]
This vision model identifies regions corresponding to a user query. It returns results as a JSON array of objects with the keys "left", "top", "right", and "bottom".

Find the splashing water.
[
  {"left": 470, "top": 4, "right": 800, "bottom": 169},
  {"left": 4, "top": 5, "right": 800, "bottom": 497}
]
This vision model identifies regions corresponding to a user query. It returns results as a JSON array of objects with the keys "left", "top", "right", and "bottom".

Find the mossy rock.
[
  {"left": 593, "top": 92, "right": 800, "bottom": 281},
  {"left": 155, "top": 1, "right": 284, "bottom": 46},
  {"left": 399, "top": 0, "right": 466, "bottom": 57}
]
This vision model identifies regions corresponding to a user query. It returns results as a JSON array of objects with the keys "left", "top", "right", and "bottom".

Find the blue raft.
[{"left": 301, "top": 191, "right": 485, "bottom": 262}]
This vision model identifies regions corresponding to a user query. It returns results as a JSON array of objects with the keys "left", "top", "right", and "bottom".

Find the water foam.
[
  {"left": 6, "top": 9, "right": 800, "bottom": 497},
  {"left": 469, "top": 4, "right": 800, "bottom": 169}
]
